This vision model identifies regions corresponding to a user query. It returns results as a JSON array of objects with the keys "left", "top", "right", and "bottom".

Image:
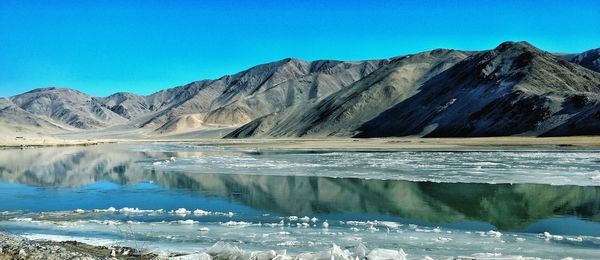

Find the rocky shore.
[{"left": 0, "top": 232, "right": 158, "bottom": 260}]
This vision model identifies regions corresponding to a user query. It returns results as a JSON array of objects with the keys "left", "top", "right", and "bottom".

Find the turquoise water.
[{"left": 0, "top": 143, "right": 599, "bottom": 258}]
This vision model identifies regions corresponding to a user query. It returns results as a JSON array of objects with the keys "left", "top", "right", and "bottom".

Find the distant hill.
[
  {"left": 10, "top": 88, "right": 126, "bottom": 129},
  {"left": 569, "top": 48, "right": 600, "bottom": 73},
  {"left": 3, "top": 41, "right": 600, "bottom": 139}
]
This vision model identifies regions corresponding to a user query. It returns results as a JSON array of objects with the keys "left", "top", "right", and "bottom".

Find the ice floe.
[
  {"left": 176, "top": 219, "right": 197, "bottom": 225},
  {"left": 118, "top": 207, "right": 163, "bottom": 214},
  {"left": 93, "top": 207, "right": 117, "bottom": 213},
  {"left": 540, "top": 231, "right": 564, "bottom": 241}
]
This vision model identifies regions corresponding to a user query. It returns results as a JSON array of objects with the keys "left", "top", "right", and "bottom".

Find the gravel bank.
[{"left": 0, "top": 232, "right": 158, "bottom": 259}]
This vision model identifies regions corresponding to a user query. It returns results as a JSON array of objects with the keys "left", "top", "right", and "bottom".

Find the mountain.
[
  {"left": 144, "top": 58, "right": 389, "bottom": 134},
  {"left": 569, "top": 48, "right": 600, "bottom": 73},
  {"left": 230, "top": 41, "right": 600, "bottom": 138},
  {"left": 2, "top": 41, "right": 600, "bottom": 139},
  {"left": 100, "top": 92, "right": 150, "bottom": 119},
  {"left": 355, "top": 42, "right": 600, "bottom": 137},
  {"left": 9, "top": 88, "right": 127, "bottom": 129},
  {"left": 226, "top": 49, "right": 468, "bottom": 137},
  {"left": 1, "top": 58, "right": 387, "bottom": 135},
  {"left": 0, "top": 97, "right": 66, "bottom": 131}
]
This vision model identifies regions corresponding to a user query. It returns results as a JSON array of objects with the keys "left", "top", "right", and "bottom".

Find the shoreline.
[
  {"left": 0, "top": 232, "right": 160, "bottom": 259},
  {"left": 0, "top": 141, "right": 101, "bottom": 149},
  {"left": 2, "top": 136, "right": 600, "bottom": 150}
]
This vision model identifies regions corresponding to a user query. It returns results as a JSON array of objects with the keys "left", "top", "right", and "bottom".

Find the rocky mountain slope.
[
  {"left": 569, "top": 48, "right": 600, "bottom": 73},
  {"left": 230, "top": 42, "right": 600, "bottom": 138},
  {"left": 145, "top": 58, "right": 389, "bottom": 133},
  {"left": 355, "top": 42, "right": 600, "bottom": 137},
  {"left": 227, "top": 49, "right": 469, "bottom": 137}
]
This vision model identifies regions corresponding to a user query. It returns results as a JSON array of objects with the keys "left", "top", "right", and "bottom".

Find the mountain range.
[{"left": 2, "top": 41, "right": 600, "bottom": 139}]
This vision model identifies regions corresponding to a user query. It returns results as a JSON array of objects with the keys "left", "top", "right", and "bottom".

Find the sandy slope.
[{"left": 0, "top": 121, "right": 97, "bottom": 147}]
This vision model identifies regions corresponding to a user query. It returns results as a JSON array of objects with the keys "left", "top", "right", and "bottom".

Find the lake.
[{"left": 1, "top": 143, "right": 599, "bottom": 259}]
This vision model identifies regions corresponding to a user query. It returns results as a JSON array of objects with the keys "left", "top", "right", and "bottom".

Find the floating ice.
[
  {"left": 176, "top": 219, "right": 197, "bottom": 225},
  {"left": 141, "top": 145, "right": 600, "bottom": 186},
  {"left": 8, "top": 218, "right": 33, "bottom": 222},
  {"left": 298, "top": 223, "right": 309, "bottom": 228},
  {"left": 172, "top": 208, "right": 191, "bottom": 215},
  {"left": 435, "top": 236, "right": 452, "bottom": 242},
  {"left": 88, "top": 219, "right": 120, "bottom": 225},
  {"left": 566, "top": 236, "right": 583, "bottom": 242},
  {"left": 471, "top": 252, "right": 502, "bottom": 258},
  {"left": 366, "top": 248, "right": 407, "bottom": 260},
  {"left": 172, "top": 253, "right": 212, "bottom": 260},
  {"left": 5, "top": 214, "right": 600, "bottom": 259},
  {"left": 541, "top": 231, "right": 563, "bottom": 241},
  {"left": 367, "top": 226, "right": 379, "bottom": 232},
  {"left": 193, "top": 209, "right": 209, "bottom": 216},
  {"left": 92, "top": 207, "right": 116, "bottom": 213},
  {"left": 486, "top": 230, "right": 503, "bottom": 237},
  {"left": 118, "top": 207, "right": 163, "bottom": 214},
  {"left": 220, "top": 221, "right": 254, "bottom": 227}
]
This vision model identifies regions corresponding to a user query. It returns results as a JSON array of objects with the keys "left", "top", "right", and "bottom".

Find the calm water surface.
[{"left": 0, "top": 143, "right": 599, "bottom": 258}]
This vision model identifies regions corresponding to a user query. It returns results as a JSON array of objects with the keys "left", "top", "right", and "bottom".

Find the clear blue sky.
[{"left": 1, "top": 0, "right": 599, "bottom": 97}]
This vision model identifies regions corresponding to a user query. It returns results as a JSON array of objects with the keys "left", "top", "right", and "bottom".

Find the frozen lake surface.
[{"left": 0, "top": 143, "right": 599, "bottom": 259}]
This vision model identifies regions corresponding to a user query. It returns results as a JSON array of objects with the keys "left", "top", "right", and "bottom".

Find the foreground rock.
[
  {"left": 0, "top": 232, "right": 157, "bottom": 259},
  {"left": 0, "top": 232, "right": 413, "bottom": 260}
]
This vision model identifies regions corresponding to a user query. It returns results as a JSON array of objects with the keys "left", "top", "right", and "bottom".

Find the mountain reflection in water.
[{"left": 0, "top": 144, "right": 599, "bottom": 231}]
